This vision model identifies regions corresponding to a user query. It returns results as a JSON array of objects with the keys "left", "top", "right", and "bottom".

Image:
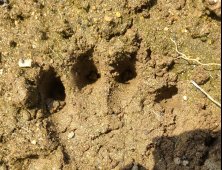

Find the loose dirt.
[{"left": 0, "top": 0, "right": 221, "bottom": 169}]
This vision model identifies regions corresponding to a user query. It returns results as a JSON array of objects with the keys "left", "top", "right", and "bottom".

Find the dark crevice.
[
  {"left": 200, "top": 151, "right": 209, "bottom": 166},
  {"left": 150, "top": 0, "right": 157, "bottom": 8},
  {"left": 205, "top": 135, "right": 217, "bottom": 147},
  {"left": 111, "top": 55, "right": 137, "bottom": 84},
  {"left": 39, "top": 67, "right": 66, "bottom": 101},
  {"left": 120, "top": 163, "right": 147, "bottom": 170},
  {"left": 208, "top": 11, "right": 221, "bottom": 22},
  {"left": 46, "top": 121, "right": 60, "bottom": 143},
  {"left": 0, "top": 0, "right": 8, "bottom": 6},
  {"left": 155, "top": 86, "right": 178, "bottom": 102},
  {"left": 9, "top": 40, "right": 17, "bottom": 48},
  {"left": 72, "top": 51, "right": 100, "bottom": 90},
  {"left": 136, "top": 5, "right": 150, "bottom": 13},
  {"left": 17, "top": 14, "right": 24, "bottom": 21},
  {"left": 16, "top": 155, "right": 39, "bottom": 162},
  {"left": 63, "top": 150, "right": 71, "bottom": 164}
]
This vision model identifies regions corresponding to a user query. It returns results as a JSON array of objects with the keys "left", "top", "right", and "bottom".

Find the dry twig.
[
  {"left": 190, "top": 80, "right": 221, "bottom": 108},
  {"left": 170, "top": 38, "right": 221, "bottom": 67},
  {"left": 150, "top": 109, "right": 162, "bottom": 121}
]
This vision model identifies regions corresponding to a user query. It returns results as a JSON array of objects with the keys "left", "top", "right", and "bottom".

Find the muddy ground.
[{"left": 0, "top": 0, "right": 221, "bottom": 169}]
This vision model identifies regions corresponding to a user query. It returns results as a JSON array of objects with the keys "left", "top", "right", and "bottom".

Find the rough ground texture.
[{"left": 0, "top": 0, "right": 221, "bottom": 169}]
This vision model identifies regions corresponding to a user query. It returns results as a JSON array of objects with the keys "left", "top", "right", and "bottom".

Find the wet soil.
[{"left": 0, "top": 0, "right": 221, "bottom": 169}]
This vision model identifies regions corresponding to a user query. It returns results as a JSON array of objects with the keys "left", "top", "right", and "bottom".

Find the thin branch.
[
  {"left": 150, "top": 109, "right": 162, "bottom": 121},
  {"left": 190, "top": 80, "right": 221, "bottom": 108},
  {"left": 49, "top": 47, "right": 62, "bottom": 59},
  {"left": 170, "top": 38, "right": 221, "bottom": 67}
]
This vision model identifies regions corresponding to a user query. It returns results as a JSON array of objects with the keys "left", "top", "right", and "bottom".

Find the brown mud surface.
[{"left": 0, "top": 0, "right": 221, "bottom": 169}]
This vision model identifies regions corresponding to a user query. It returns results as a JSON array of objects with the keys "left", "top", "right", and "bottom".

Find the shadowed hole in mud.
[
  {"left": 72, "top": 55, "right": 100, "bottom": 90},
  {"left": 208, "top": 11, "right": 221, "bottom": 22},
  {"left": 111, "top": 57, "right": 137, "bottom": 84},
  {"left": 152, "top": 130, "right": 221, "bottom": 169},
  {"left": 205, "top": 135, "right": 217, "bottom": 147},
  {"left": 155, "top": 86, "right": 178, "bottom": 102},
  {"left": 39, "top": 68, "right": 66, "bottom": 101}
]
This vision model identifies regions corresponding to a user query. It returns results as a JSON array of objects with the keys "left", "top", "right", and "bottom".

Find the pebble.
[
  {"left": 0, "top": 0, "right": 8, "bottom": 5},
  {"left": 31, "top": 140, "right": 37, "bottom": 145},
  {"left": 50, "top": 59, "right": 54, "bottom": 64},
  {"left": 164, "top": 27, "right": 169, "bottom": 31},
  {"left": 104, "top": 15, "right": 113, "bottom": 22},
  {"left": 19, "top": 58, "right": 32, "bottom": 68},
  {"left": 36, "top": 109, "right": 44, "bottom": 119},
  {"left": 208, "top": 0, "right": 218, "bottom": 5},
  {"left": 68, "top": 132, "right": 75, "bottom": 139},
  {"left": 182, "top": 160, "right": 189, "bottom": 166},
  {"left": 22, "top": 110, "right": 31, "bottom": 121},
  {"left": 116, "top": 12, "right": 121, "bottom": 18},
  {"left": 106, "top": 6, "right": 112, "bottom": 11},
  {"left": 132, "top": 165, "right": 138, "bottom": 170},
  {"left": 174, "top": 157, "right": 181, "bottom": 165},
  {"left": 183, "top": 96, "right": 188, "bottom": 101},
  {"left": 181, "top": 29, "right": 188, "bottom": 33},
  {"left": 142, "top": 10, "right": 149, "bottom": 18}
]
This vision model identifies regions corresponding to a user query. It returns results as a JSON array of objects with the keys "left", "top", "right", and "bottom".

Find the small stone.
[
  {"left": 182, "top": 160, "right": 189, "bottom": 166},
  {"left": 116, "top": 12, "right": 121, "bottom": 18},
  {"left": 104, "top": 15, "right": 113, "bottom": 22},
  {"left": 83, "top": 145, "right": 90, "bottom": 151},
  {"left": 22, "top": 110, "right": 31, "bottom": 121},
  {"left": 50, "top": 59, "right": 54, "bottom": 64},
  {"left": 192, "top": 66, "right": 210, "bottom": 85},
  {"left": 183, "top": 96, "right": 188, "bottom": 101},
  {"left": 161, "top": 10, "right": 170, "bottom": 17},
  {"left": 45, "top": 98, "right": 60, "bottom": 113},
  {"left": 31, "top": 140, "right": 37, "bottom": 145},
  {"left": 168, "top": 17, "right": 175, "bottom": 25},
  {"left": 19, "top": 58, "right": 32, "bottom": 68},
  {"left": 174, "top": 157, "right": 181, "bottom": 165},
  {"left": 142, "top": 10, "right": 149, "bottom": 18},
  {"left": 164, "top": 27, "right": 169, "bottom": 31},
  {"left": 181, "top": 29, "right": 188, "bottom": 33},
  {"left": 132, "top": 165, "right": 138, "bottom": 170},
  {"left": 68, "top": 132, "right": 75, "bottom": 139},
  {"left": 36, "top": 109, "right": 44, "bottom": 119},
  {"left": 106, "top": 6, "right": 112, "bottom": 11},
  {"left": 59, "top": 101, "right": 66, "bottom": 108},
  {"left": 125, "top": 29, "right": 134, "bottom": 36},
  {"left": 208, "top": 0, "right": 218, "bottom": 5}
]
